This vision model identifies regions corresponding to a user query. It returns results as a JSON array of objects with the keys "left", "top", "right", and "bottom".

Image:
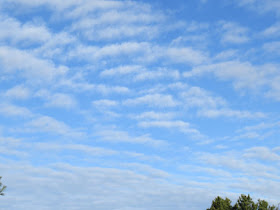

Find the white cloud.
[
  {"left": 34, "top": 142, "right": 164, "bottom": 162},
  {"left": 231, "top": 121, "right": 279, "bottom": 141},
  {"left": 70, "top": 7, "right": 160, "bottom": 24},
  {"left": 35, "top": 90, "right": 77, "bottom": 108},
  {"left": 265, "top": 75, "right": 280, "bottom": 100},
  {"left": 262, "top": 22, "right": 280, "bottom": 37},
  {"left": 244, "top": 147, "right": 280, "bottom": 162},
  {"left": 26, "top": 116, "right": 84, "bottom": 138},
  {"left": 46, "top": 93, "right": 77, "bottom": 108},
  {"left": 35, "top": 143, "right": 118, "bottom": 156},
  {"left": 180, "top": 86, "right": 226, "bottom": 109},
  {"left": 124, "top": 94, "right": 178, "bottom": 107},
  {"left": 184, "top": 61, "right": 280, "bottom": 98},
  {"left": 214, "top": 49, "right": 238, "bottom": 61},
  {"left": 67, "top": 1, "right": 163, "bottom": 41},
  {"left": 0, "top": 46, "right": 67, "bottom": 82},
  {"left": 179, "top": 164, "right": 232, "bottom": 178},
  {"left": 100, "top": 25, "right": 157, "bottom": 40},
  {"left": 134, "top": 111, "right": 175, "bottom": 120},
  {"left": 0, "top": 162, "right": 216, "bottom": 210},
  {"left": 63, "top": 1, "right": 148, "bottom": 19},
  {"left": 96, "top": 130, "right": 167, "bottom": 147},
  {"left": 138, "top": 120, "right": 201, "bottom": 135},
  {"left": 219, "top": 21, "right": 249, "bottom": 44},
  {"left": 0, "top": 103, "right": 32, "bottom": 117},
  {"left": 101, "top": 65, "right": 180, "bottom": 81},
  {"left": 199, "top": 151, "right": 280, "bottom": 179},
  {"left": 67, "top": 42, "right": 154, "bottom": 63},
  {"left": 123, "top": 162, "right": 170, "bottom": 178},
  {"left": 236, "top": 0, "right": 280, "bottom": 15},
  {"left": 92, "top": 99, "right": 118, "bottom": 107},
  {"left": 100, "top": 65, "right": 143, "bottom": 77},
  {"left": 95, "top": 42, "right": 150, "bottom": 58},
  {"left": 73, "top": 23, "right": 158, "bottom": 41},
  {"left": 4, "top": 85, "right": 30, "bottom": 100},
  {"left": 33, "top": 32, "right": 76, "bottom": 60},
  {"left": 56, "top": 78, "right": 130, "bottom": 94},
  {"left": 198, "top": 108, "right": 266, "bottom": 119},
  {"left": 263, "top": 41, "right": 280, "bottom": 55},
  {"left": 0, "top": 15, "right": 52, "bottom": 45},
  {"left": 167, "top": 47, "right": 208, "bottom": 65},
  {"left": 94, "top": 84, "right": 130, "bottom": 94},
  {"left": 180, "top": 86, "right": 265, "bottom": 119},
  {"left": 171, "top": 35, "right": 207, "bottom": 47},
  {"left": 0, "top": 136, "right": 27, "bottom": 157},
  {"left": 239, "top": 121, "right": 280, "bottom": 132},
  {"left": 0, "top": 0, "right": 78, "bottom": 10},
  {"left": 230, "top": 178, "right": 280, "bottom": 204},
  {"left": 0, "top": 146, "right": 28, "bottom": 157},
  {"left": 123, "top": 151, "right": 164, "bottom": 162},
  {"left": 66, "top": 43, "right": 206, "bottom": 68},
  {"left": 134, "top": 68, "right": 180, "bottom": 81}
]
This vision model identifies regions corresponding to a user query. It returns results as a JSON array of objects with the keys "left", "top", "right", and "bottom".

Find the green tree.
[
  {"left": 207, "top": 196, "right": 232, "bottom": 210},
  {"left": 0, "top": 176, "right": 6, "bottom": 196},
  {"left": 208, "top": 194, "right": 279, "bottom": 210},
  {"left": 257, "top": 199, "right": 269, "bottom": 210},
  {"left": 257, "top": 199, "right": 278, "bottom": 210},
  {"left": 235, "top": 194, "right": 257, "bottom": 210}
]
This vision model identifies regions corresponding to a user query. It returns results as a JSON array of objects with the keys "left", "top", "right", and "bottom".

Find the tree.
[
  {"left": 207, "top": 196, "right": 232, "bottom": 210},
  {"left": 0, "top": 176, "right": 6, "bottom": 196},
  {"left": 207, "top": 194, "right": 279, "bottom": 210},
  {"left": 257, "top": 200, "right": 269, "bottom": 210},
  {"left": 235, "top": 194, "right": 257, "bottom": 210},
  {"left": 257, "top": 199, "right": 278, "bottom": 210}
]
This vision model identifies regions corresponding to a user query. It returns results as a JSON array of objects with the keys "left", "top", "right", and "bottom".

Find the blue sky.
[{"left": 0, "top": 0, "right": 280, "bottom": 209}]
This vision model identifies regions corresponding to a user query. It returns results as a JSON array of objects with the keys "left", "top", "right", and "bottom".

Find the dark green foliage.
[
  {"left": 235, "top": 194, "right": 257, "bottom": 210},
  {"left": 207, "top": 196, "right": 232, "bottom": 210},
  {"left": 256, "top": 199, "right": 279, "bottom": 210},
  {"left": 257, "top": 199, "right": 269, "bottom": 210},
  {"left": 207, "top": 194, "right": 279, "bottom": 210},
  {"left": 0, "top": 176, "right": 6, "bottom": 196}
]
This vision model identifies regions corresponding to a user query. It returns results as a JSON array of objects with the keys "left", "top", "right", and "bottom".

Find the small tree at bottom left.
[{"left": 0, "top": 176, "right": 6, "bottom": 196}]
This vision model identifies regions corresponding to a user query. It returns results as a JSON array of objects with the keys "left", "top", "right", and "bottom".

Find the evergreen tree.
[
  {"left": 257, "top": 199, "right": 278, "bottom": 210},
  {"left": 207, "top": 194, "right": 279, "bottom": 210},
  {"left": 207, "top": 196, "right": 232, "bottom": 210},
  {"left": 235, "top": 194, "right": 257, "bottom": 210}
]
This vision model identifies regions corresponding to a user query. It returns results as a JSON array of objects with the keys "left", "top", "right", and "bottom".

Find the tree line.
[{"left": 207, "top": 194, "right": 279, "bottom": 210}]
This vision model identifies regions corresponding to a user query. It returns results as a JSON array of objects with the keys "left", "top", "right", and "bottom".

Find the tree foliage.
[
  {"left": 208, "top": 194, "right": 278, "bottom": 210},
  {"left": 207, "top": 196, "right": 232, "bottom": 210},
  {"left": 0, "top": 176, "right": 6, "bottom": 196}
]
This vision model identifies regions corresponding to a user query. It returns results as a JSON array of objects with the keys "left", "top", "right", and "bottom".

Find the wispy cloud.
[
  {"left": 138, "top": 120, "right": 200, "bottom": 135},
  {"left": 218, "top": 21, "right": 250, "bottom": 44},
  {"left": 0, "top": 46, "right": 67, "bottom": 82},
  {"left": 25, "top": 116, "right": 84, "bottom": 138},
  {"left": 35, "top": 90, "right": 77, "bottom": 109},
  {"left": 96, "top": 129, "right": 167, "bottom": 147},
  {"left": 184, "top": 61, "right": 280, "bottom": 101},
  {"left": 124, "top": 94, "right": 178, "bottom": 107},
  {"left": 0, "top": 103, "right": 33, "bottom": 117},
  {"left": 0, "top": 15, "right": 52, "bottom": 46},
  {"left": 4, "top": 85, "right": 30, "bottom": 100}
]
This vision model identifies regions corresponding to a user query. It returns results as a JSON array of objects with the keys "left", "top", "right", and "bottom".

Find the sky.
[{"left": 0, "top": 0, "right": 280, "bottom": 209}]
